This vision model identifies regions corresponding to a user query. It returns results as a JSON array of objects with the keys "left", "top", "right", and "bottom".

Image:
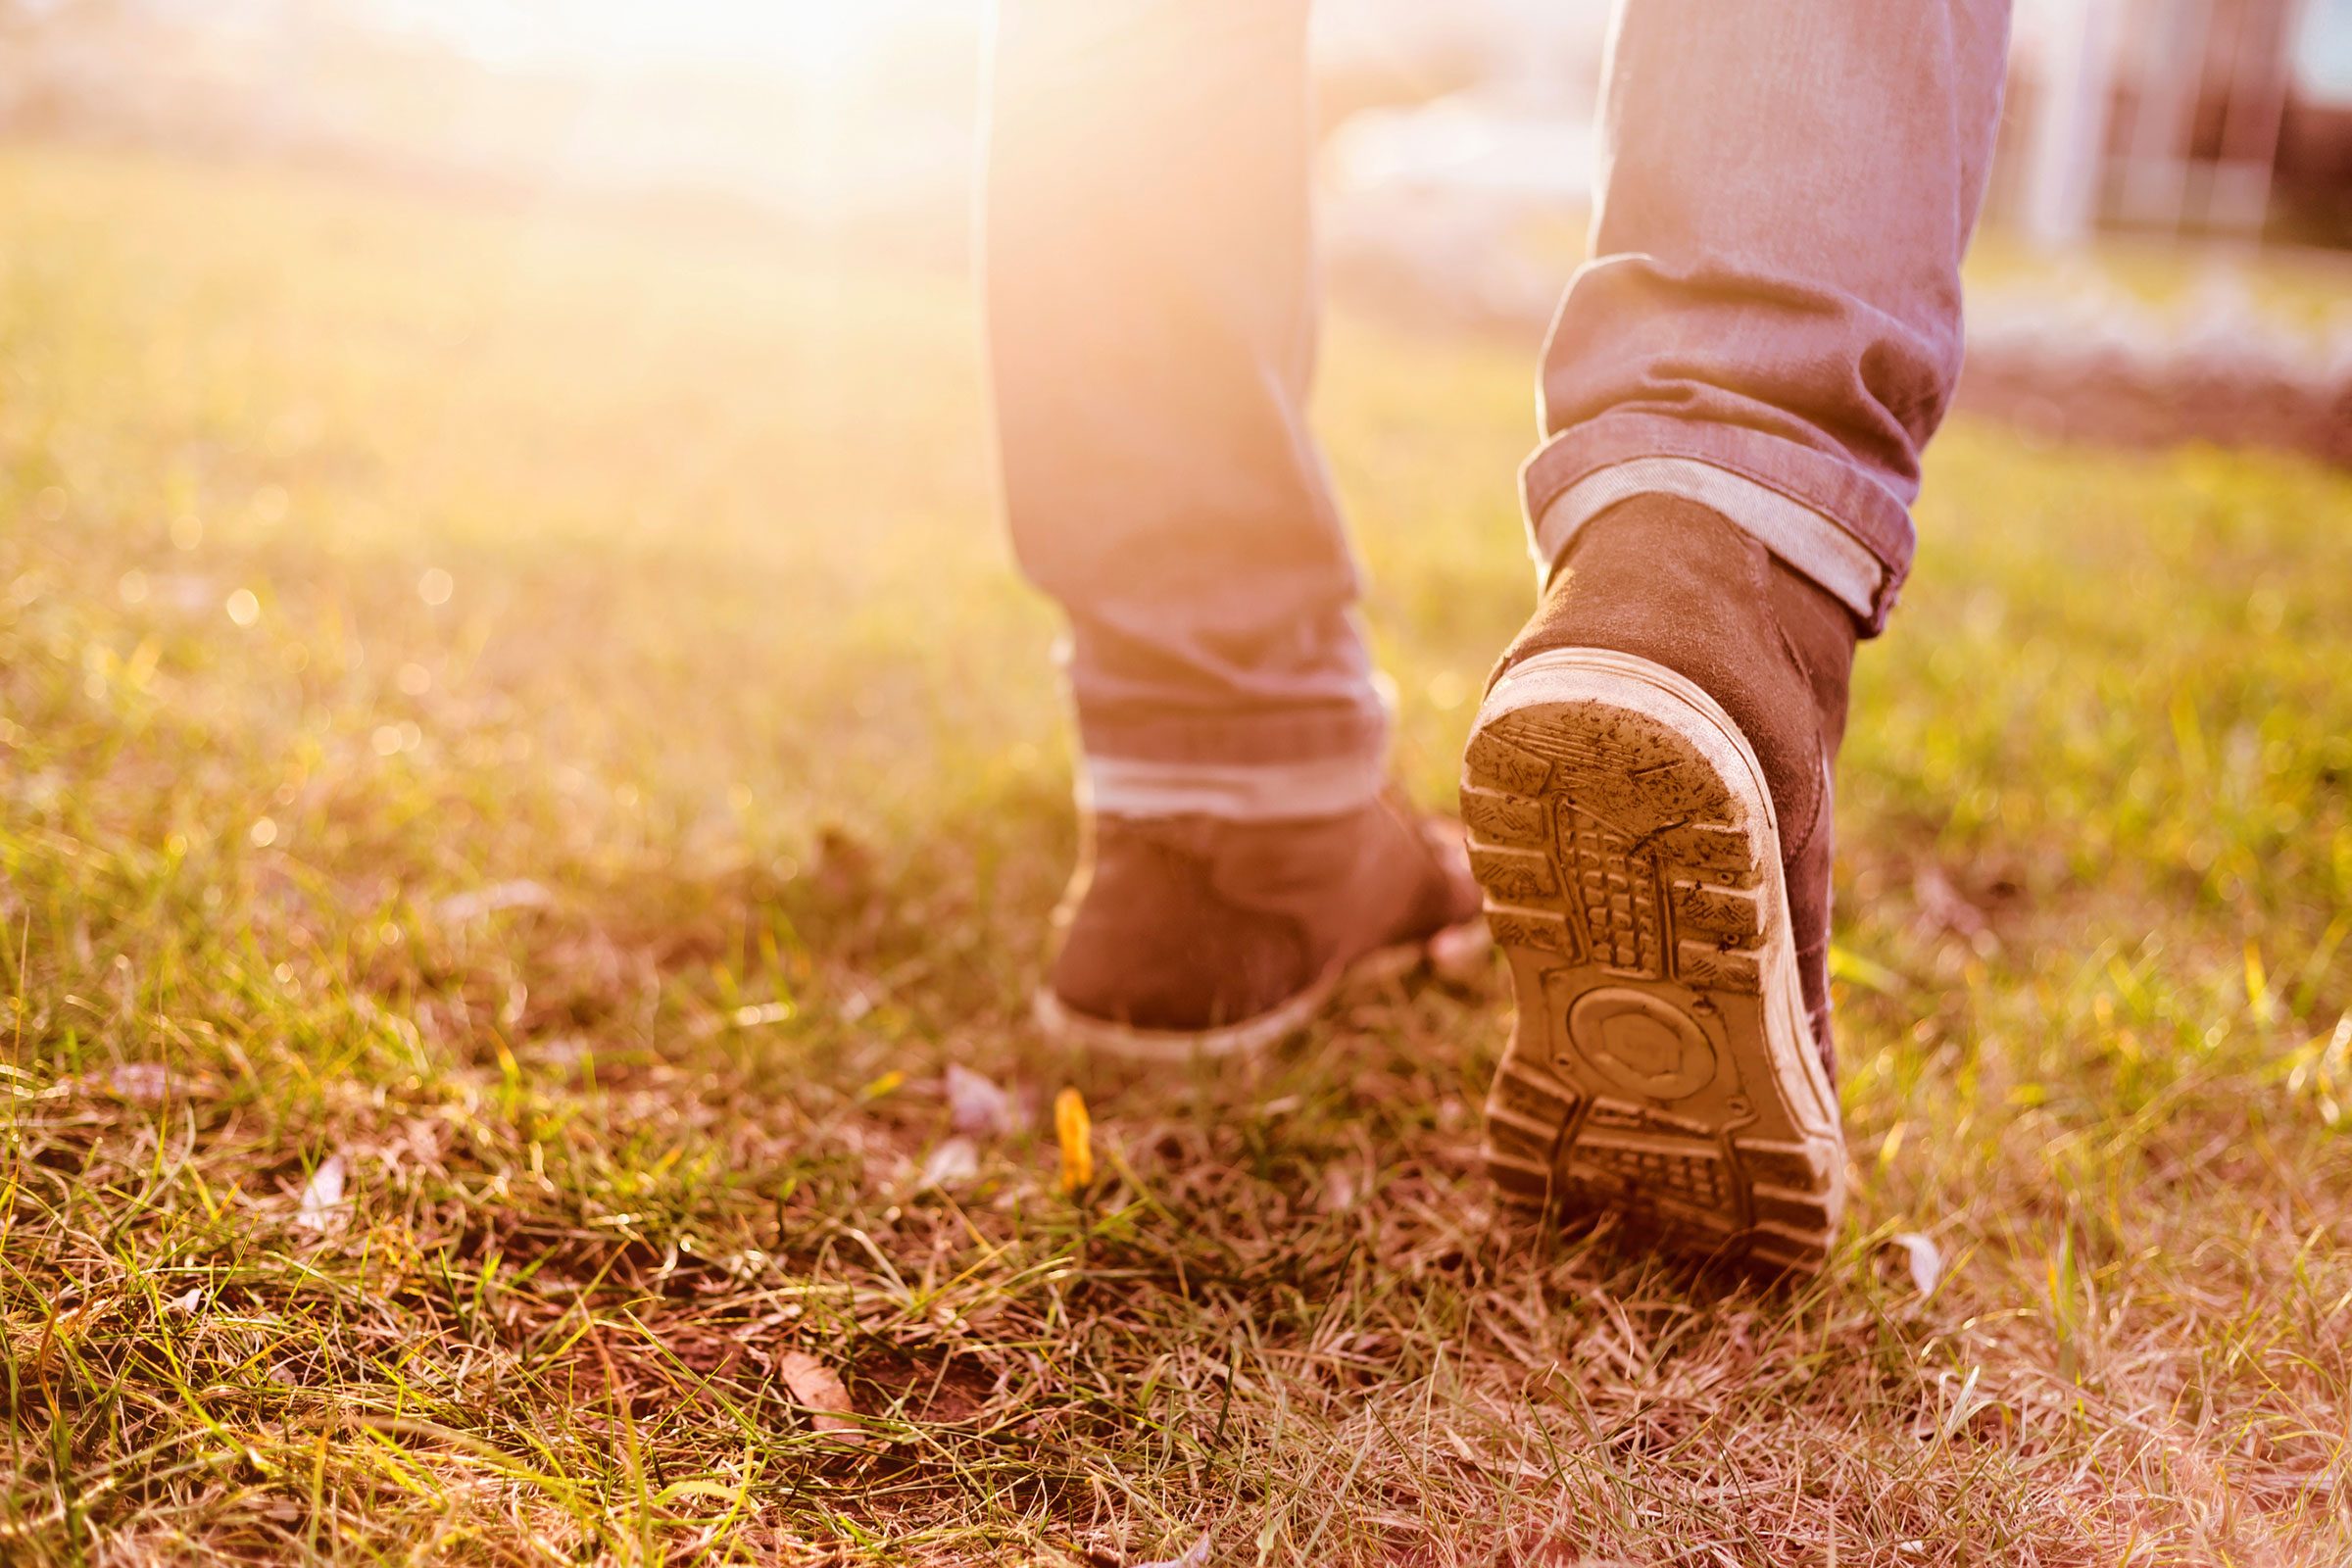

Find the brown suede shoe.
[
  {"left": 1035, "top": 792, "right": 1485, "bottom": 1061},
  {"left": 1465, "top": 493, "right": 1857, "bottom": 1272}
]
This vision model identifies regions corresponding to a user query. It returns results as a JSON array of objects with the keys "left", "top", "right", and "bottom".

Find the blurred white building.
[
  {"left": 1314, "top": 0, "right": 2351, "bottom": 247},
  {"left": 2002, "top": 0, "right": 2347, "bottom": 242},
  {"left": 2, "top": 0, "right": 2346, "bottom": 248}
]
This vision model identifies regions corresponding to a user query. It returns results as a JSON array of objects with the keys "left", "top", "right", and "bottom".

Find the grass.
[{"left": 3, "top": 141, "right": 2351, "bottom": 1565}]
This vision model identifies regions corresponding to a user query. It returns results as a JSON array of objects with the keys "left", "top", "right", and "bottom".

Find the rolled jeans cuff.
[
  {"left": 1077, "top": 697, "right": 1391, "bottom": 820},
  {"left": 1524, "top": 415, "right": 1913, "bottom": 632}
]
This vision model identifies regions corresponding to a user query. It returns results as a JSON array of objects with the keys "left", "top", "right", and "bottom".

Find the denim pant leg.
[
  {"left": 1527, "top": 0, "right": 2013, "bottom": 630},
  {"left": 984, "top": 0, "right": 1391, "bottom": 820}
]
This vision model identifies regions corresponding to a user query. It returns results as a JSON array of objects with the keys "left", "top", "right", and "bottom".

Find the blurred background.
[{"left": 3, "top": 0, "right": 2349, "bottom": 461}]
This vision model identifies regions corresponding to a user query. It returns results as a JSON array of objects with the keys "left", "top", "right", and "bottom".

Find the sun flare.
[{"left": 372, "top": 0, "right": 941, "bottom": 80}]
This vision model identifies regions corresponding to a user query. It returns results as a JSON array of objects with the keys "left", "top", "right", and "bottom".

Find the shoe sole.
[
  {"left": 1462, "top": 647, "right": 1844, "bottom": 1274},
  {"left": 1032, "top": 918, "right": 1490, "bottom": 1065}
]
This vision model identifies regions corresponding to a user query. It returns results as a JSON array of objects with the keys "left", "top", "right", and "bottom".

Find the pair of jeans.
[{"left": 985, "top": 0, "right": 2010, "bottom": 819}]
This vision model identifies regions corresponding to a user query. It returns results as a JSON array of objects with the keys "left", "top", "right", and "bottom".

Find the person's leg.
[
  {"left": 985, "top": 0, "right": 1479, "bottom": 1055},
  {"left": 1526, "top": 0, "right": 2012, "bottom": 626},
  {"left": 984, "top": 0, "right": 1385, "bottom": 818},
  {"left": 1469, "top": 0, "right": 2010, "bottom": 1271}
]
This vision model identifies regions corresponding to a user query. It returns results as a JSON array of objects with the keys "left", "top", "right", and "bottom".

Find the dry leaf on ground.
[
  {"left": 1133, "top": 1536, "right": 1212, "bottom": 1568},
  {"left": 917, "top": 1136, "right": 980, "bottom": 1191},
  {"left": 78, "top": 1062, "right": 203, "bottom": 1104},
  {"left": 1428, "top": 920, "right": 1493, "bottom": 982},
  {"left": 431, "top": 879, "right": 552, "bottom": 924},
  {"left": 776, "top": 1349, "right": 865, "bottom": 1446},
  {"left": 946, "top": 1062, "right": 1016, "bottom": 1137},
  {"left": 1889, "top": 1231, "right": 1943, "bottom": 1294},
  {"left": 294, "top": 1154, "right": 348, "bottom": 1232}
]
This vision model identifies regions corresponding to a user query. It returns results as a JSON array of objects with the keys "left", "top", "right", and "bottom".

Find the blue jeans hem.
[{"left": 1523, "top": 411, "right": 1917, "bottom": 634}]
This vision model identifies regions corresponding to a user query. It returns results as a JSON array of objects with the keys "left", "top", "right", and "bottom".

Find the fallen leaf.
[
  {"left": 776, "top": 1349, "right": 865, "bottom": 1446},
  {"left": 1889, "top": 1231, "right": 1942, "bottom": 1295},
  {"left": 432, "top": 880, "right": 552, "bottom": 924},
  {"left": 294, "top": 1154, "right": 348, "bottom": 1232},
  {"left": 1054, "top": 1087, "right": 1094, "bottom": 1194},
  {"left": 167, "top": 1287, "right": 205, "bottom": 1315},
  {"left": 1428, "top": 920, "right": 1493, "bottom": 983},
  {"left": 526, "top": 1035, "right": 593, "bottom": 1069},
  {"left": 946, "top": 1063, "right": 1014, "bottom": 1137},
  {"left": 1134, "top": 1536, "right": 1212, "bottom": 1568},
  {"left": 917, "top": 1136, "right": 979, "bottom": 1191},
  {"left": 80, "top": 1062, "right": 194, "bottom": 1104}
]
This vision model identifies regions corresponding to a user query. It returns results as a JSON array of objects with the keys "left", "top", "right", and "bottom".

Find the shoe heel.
[{"left": 1464, "top": 649, "right": 1843, "bottom": 1273}]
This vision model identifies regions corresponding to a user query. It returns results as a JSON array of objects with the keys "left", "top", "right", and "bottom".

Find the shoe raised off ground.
[
  {"left": 1035, "top": 792, "right": 1486, "bottom": 1062},
  {"left": 1465, "top": 494, "right": 1858, "bottom": 1273}
]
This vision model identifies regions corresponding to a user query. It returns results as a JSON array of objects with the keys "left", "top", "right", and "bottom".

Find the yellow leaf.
[{"left": 1054, "top": 1087, "right": 1094, "bottom": 1194}]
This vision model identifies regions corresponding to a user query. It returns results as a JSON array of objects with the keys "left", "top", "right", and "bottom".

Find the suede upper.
[
  {"left": 1046, "top": 794, "right": 1479, "bottom": 1032},
  {"left": 1495, "top": 494, "right": 1859, "bottom": 1069}
]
